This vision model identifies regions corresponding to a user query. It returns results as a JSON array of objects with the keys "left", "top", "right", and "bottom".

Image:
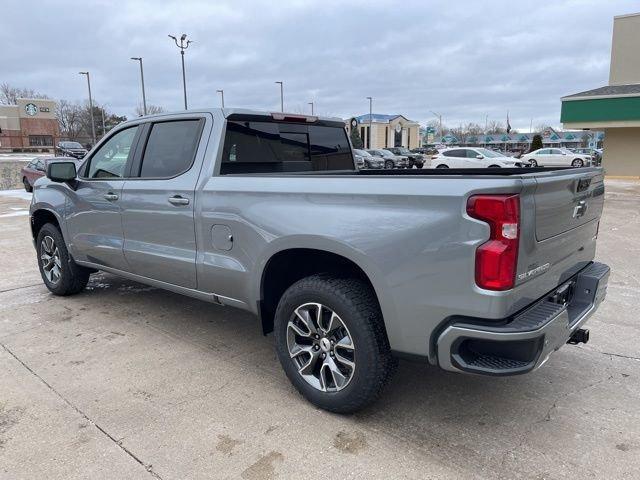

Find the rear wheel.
[
  {"left": 384, "top": 160, "right": 394, "bottom": 169},
  {"left": 488, "top": 165, "right": 501, "bottom": 168},
  {"left": 23, "top": 177, "right": 33, "bottom": 192},
  {"left": 572, "top": 158, "right": 584, "bottom": 168},
  {"left": 274, "top": 275, "right": 396, "bottom": 413},
  {"left": 436, "top": 164, "right": 449, "bottom": 169},
  {"left": 36, "top": 223, "right": 91, "bottom": 296}
]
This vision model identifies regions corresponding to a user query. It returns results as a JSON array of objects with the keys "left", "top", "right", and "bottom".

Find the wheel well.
[
  {"left": 259, "top": 248, "right": 378, "bottom": 335},
  {"left": 31, "top": 209, "right": 59, "bottom": 240}
]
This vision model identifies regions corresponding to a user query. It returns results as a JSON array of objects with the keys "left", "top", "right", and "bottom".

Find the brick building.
[{"left": 0, "top": 98, "right": 60, "bottom": 152}]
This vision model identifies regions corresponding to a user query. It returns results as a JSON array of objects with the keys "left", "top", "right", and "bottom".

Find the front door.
[
  {"left": 66, "top": 125, "right": 141, "bottom": 271},
  {"left": 119, "top": 117, "right": 207, "bottom": 289}
]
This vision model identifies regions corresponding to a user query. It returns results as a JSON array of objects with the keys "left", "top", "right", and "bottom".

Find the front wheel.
[
  {"left": 572, "top": 158, "right": 584, "bottom": 168},
  {"left": 274, "top": 275, "right": 397, "bottom": 413},
  {"left": 488, "top": 165, "right": 501, "bottom": 168},
  {"left": 528, "top": 159, "right": 538, "bottom": 167},
  {"left": 435, "top": 164, "right": 449, "bottom": 169},
  {"left": 384, "top": 160, "right": 394, "bottom": 169},
  {"left": 36, "top": 223, "right": 91, "bottom": 296},
  {"left": 23, "top": 177, "right": 33, "bottom": 192}
]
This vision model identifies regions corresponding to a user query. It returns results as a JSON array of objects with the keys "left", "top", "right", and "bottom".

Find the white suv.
[
  {"left": 431, "top": 147, "right": 526, "bottom": 169},
  {"left": 521, "top": 148, "right": 591, "bottom": 167}
]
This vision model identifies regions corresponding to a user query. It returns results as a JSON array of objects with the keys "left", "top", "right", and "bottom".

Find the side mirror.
[
  {"left": 46, "top": 161, "right": 77, "bottom": 183},
  {"left": 476, "top": 154, "right": 484, "bottom": 159}
]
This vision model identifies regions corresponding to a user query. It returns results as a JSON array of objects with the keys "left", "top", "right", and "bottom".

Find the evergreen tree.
[
  {"left": 350, "top": 127, "right": 364, "bottom": 149},
  {"left": 530, "top": 134, "right": 543, "bottom": 152}
]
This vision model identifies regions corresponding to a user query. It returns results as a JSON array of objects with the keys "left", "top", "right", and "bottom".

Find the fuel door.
[{"left": 211, "top": 225, "right": 233, "bottom": 251}]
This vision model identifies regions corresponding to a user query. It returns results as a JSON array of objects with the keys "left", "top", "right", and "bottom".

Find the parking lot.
[{"left": 0, "top": 180, "right": 638, "bottom": 480}]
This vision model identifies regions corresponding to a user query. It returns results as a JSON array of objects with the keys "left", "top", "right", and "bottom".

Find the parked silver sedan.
[{"left": 353, "top": 149, "right": 384, "bottom": 169}]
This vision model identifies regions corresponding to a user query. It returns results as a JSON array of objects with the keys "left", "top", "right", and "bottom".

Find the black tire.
[
  {"left": 435, "top": 164, "right": 449, "bottom": 169},
  {"left": 488, "top": 165, "right": 501, "bottom": 168},
  {"left": 572, "top": 158, "right": 584, "bottom": 168},
  {"left": 364, "top": 160, "right": 370, "bottom": 169},
  {"left": 23, "top": 177, "right": 33, "bottom": 192},
  {"left": 528, "top": 159, "right": 538, "bottom": 167},
  {"left": 384, "top": 160, "right": 394, "bottom": 169},
  {"left": 36, "top": 223, "right": 91, "bottom": 296},
  {"left": 274, "top": 274, "right": 397, "bottom": 413}
]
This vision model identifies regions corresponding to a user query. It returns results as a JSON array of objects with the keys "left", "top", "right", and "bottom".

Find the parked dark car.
[
  {"left": 387, "top": 147, "right": 424, "bottom": 168},
  {"left": 21, "top": 156, "right": 77, "bottom": 192},
  {"left": 412, "top": 146, "right": 438, "bottom": 156},
  {"left": 56, "top": 141, "right": 88, "bottom": 159}
]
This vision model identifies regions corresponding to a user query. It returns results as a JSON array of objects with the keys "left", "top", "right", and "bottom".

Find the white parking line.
[{"left": 0, "top": 190, "right": 33, "bottom": 201}]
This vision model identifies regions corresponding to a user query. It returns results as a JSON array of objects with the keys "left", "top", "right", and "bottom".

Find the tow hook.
[{"left": 567, "top": 328, "right": 590, "bottom": 345}]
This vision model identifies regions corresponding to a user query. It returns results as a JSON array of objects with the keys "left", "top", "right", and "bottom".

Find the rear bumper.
[{"left": 436, "top": 262, "right": 609, "bottom": 376}]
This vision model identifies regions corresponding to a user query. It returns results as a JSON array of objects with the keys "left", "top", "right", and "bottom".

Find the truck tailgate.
[{"left": 534, "top": 169, "right": 604, "bottom": 241}]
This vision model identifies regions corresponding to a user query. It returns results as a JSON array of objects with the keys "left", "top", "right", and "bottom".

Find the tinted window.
[
  {"left": 220, "top": 121, "right": 353, "bottom": 174},
  {"left": 139, "top": 120, "right": 201, "bottom": 178},
  {"left": 538, "top": 149, "right": 549, "bottom": 155},
  {"left": 466, "top": 150, "right": 480, "bottom": 158},
  {"left": 443, "top": 149, "right": 465, "bottom": 157},
  {"left": 87, "top": 126, "right": 139, "bottom": 179}
]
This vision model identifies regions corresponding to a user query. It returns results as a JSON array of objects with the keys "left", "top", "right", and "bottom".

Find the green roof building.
[{"left": 561, "top": 13, "right": 640, "bottom": 177}]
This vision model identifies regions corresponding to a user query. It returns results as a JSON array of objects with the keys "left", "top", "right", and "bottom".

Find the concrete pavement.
[{"left": 0, "top": 181, "right": 639, "bottom": 479}]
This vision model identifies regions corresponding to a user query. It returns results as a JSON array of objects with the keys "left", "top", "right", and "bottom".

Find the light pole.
[
  {"left": 430, "top": 110, "right": 443, "bottom": 138},
  {"left": 366, "top": 96, "right": 373, "bottom": 148},
  {"left": 101, "top": 104, "right": 106, "bottom": 137},
  {"left": 308, "top": 101, "right": 314, "bottom": 115},
  {"left": 130, "top": 57, "right": 147, "bottom": 115},
  {"left": 216, "top": 89, "right": 225, "bottom": 108},
  {"left": 168, "top": 34, "right": 193, "bottom": 110},
  {"left": 78, "top": 72, "right": 96, "bottom": 145},
  {"left": 275, "top": 81, "right": 284, "bottom": 112}
]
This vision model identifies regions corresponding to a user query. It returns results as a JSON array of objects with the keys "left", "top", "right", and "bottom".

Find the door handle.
[
  {"left": 168, "top": 195, "right": 190, "bottom": 206},
  {"left": 104, "top": 193, "right": 119, "bottom": 201}
]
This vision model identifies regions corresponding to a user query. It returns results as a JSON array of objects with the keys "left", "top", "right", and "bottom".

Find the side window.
[
  {"left": 551, "top": 149, "right": 562, "bottom": 155},
  {"left": 444, "top": 149, "right": 464, "bottom": 157},
  {"left": 467, "top": 150, "right": 480, "bottom": 158},
  {"left": 139, "top": 120, "right": 202, "bottom": 178},
  {"left": 220, "top": 121, "right": 353, "bottom": 174},
  {"left": 36, "top": 160, "right": 45, "bottom": 171},
  {"left": 539, "top": 149, "right": 549, "bottom": 155},
  {"left": 86, "top": 126, "right": 139, "bottom": 179}
]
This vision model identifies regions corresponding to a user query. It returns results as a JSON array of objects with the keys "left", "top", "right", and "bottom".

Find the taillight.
[{"left": 466, "top": 194, "right": 520, "bottom": 291}]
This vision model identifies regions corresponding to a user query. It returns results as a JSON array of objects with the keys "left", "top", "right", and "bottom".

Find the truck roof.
[{"left": 135, "top": 107, "right": 344, "bottom": 125}]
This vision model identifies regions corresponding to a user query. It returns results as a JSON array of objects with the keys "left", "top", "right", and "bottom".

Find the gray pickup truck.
[{"left": 29, "top": 109, "right": 609, "bottom": 413}]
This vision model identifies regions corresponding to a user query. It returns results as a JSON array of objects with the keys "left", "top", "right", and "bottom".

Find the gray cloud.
[{"left": 1, "top": 0, "right": 636, "bottom": 130}]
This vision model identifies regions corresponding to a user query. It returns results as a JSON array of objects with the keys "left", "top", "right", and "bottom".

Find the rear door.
[{"left": 119, "top": 116, "right": 209, "bottom": 288}]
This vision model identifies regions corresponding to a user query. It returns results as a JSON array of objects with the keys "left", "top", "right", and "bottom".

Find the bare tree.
[
  {"left": 56, "top": 100, "right": 84, "bottom": 139},
  {"left": 0, "top": 83, "right": 49, "bottom": 105},
  {"left": 486, "top": 120, "right": 506, "bottom": 135},
  {"left": 135, "top": 104, "right": 165, "bottom": 116}
]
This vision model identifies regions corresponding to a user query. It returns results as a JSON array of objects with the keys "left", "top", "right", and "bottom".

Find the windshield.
[
  {"left": 354, "top": 149, "right": 371, "bottom": 156},
  {"left": 395, "top": 147, "right": 410, "bottom": 154},
  {"left": 61, "top": 141, "right": 83, "bottom": 149},
  {"left": 379, "top": 150, "right": 394, "bottom": 158},
  {"left": 477, "top": 148, "right": 503, "bottom": 158}
]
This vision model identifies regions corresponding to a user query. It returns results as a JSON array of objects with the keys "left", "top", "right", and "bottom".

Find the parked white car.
[
  {"left": 431, "top": 147, "right": 527, "bottom": 169},
  {"left": 521, "top": 148, "right": 591, "bottom": 167}
]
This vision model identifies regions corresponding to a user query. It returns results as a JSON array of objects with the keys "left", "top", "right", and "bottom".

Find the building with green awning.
[{"left": 561, "top": 12, "right": 640, "bottom": 177}]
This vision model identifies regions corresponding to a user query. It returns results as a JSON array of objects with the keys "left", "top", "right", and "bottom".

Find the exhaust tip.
[{"left": 568, "top": 328, "right": 590, "bottom": 345}]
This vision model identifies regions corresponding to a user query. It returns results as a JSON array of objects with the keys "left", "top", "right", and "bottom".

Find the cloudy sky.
[{"left": 2, "top": 0, "right": 637, "bottom": 130}]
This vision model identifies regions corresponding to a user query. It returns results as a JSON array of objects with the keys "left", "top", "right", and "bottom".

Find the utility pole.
[
  {"left": 430, "top": 110, "right": 442, "bottom": 139},
  {"left": 78, "top": 71, "right": 96, "bottom": 145},
  {"left": 366, "top": 96, "right": 373, "bottom": 149},
  {"left": 130, "top": 57, "right": 147, "bottom": 115},
  {"left": 308, "top": 101, "right": 314, "bottom": 115},
  {"left": 101, "top": 105, "right": 106, "bottom": 137},
  {"left": 216, "top": 89, "right": 225, "bottom": 108},
  {"left": 168, "top": 34, "right": 193, "bottom": 110},
  {"left": 275, "top": 81, "right": 284, "bottom": 112}
]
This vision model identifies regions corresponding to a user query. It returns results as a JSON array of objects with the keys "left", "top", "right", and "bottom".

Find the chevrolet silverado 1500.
[{"left": 29, "top": 109, "right": 609, "bottom": 412}]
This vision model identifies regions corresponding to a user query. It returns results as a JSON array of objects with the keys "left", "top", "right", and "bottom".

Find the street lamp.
[
  {"left": 275, "top": 81, "right": 284, "bottom": 112},
  {"left": 308, "top": 101, "right": 314, "bottom": 115},
  {"left": 78, "top": 72, "right": 96, "bottom": 145},
  {"left": 216, "top": 89, "right": 225, "bottom": 108},
  {"left": 430, "top": 110, "right": 443, "bottom": 138},
  {"left": 366, "top": 96, "right": 373, "bottom": 148},
  {"left": 168, "top": 34, "right": 193, "bottom": 110},
  {"left": 130, "top": 57, "right": 147, "bottom": 115}
]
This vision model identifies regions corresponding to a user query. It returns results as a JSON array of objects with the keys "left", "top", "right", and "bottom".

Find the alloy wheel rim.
[
  {"left": 40, "top": 236, "right": 61, "bottom": 284},
  {"left": 287, "top": 302, "right": 355, "bottom": 392}
]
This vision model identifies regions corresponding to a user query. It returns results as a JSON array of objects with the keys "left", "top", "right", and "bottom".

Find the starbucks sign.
[{"left": 24, "top": 103, "right": 38, "bottom": 116}]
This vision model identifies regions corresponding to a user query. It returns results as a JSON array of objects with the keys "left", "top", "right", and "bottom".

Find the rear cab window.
[{"left": 220, "top": 118, "right": 354, "bottom": 174}]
